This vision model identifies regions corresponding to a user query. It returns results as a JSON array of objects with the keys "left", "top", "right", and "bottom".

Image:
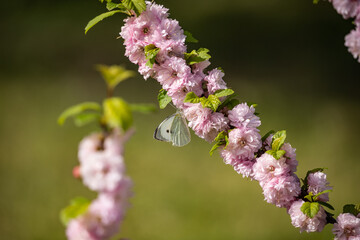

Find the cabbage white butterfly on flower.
[{"left": 154, "top": 111, "right": 191, "bottom": 147}]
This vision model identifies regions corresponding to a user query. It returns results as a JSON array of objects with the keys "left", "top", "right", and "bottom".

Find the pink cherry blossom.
[
  {"left": 281, "top": 143, "right": 298, "bottom": 173},
  {"left": 332, "top": 213, "right": 360, "bottom": 239},
  {"left": 345, "top": 28, "right": 360, "bottom": 63},
  {"left": 66, "top": 218, "right": 99, "bottom": 240},
  {"left": 330, "top": 0, "right": 360, "bottom": 19},
  {"left": 262, "top": 174, "right": 301, "bottom": 208},
  {"left": 202, "top": 112, "right": 229, "bottom": 142},
  {"left": 307, "top": 171, "right": 332, "bottom": 202},
  {"left": 80, "top": 153, "right": 125, "bottom": 193},
  {"left": 228, "top": 103, "right": 261, "bottom": 129},
  {"left": 221, "top": 127, "right": 262, "bottom": 160},
  {"left": 253, "top": 153, "right": 291, "bottom": 185},
  {"left": 204, "top": 68, "right": 227, "bottom": 95},
  {"left": 288, "top": 200, "right": 327, "bottom": 233},
  {"left": 155, "top": 57, "right": 193, "bottom": 91}
]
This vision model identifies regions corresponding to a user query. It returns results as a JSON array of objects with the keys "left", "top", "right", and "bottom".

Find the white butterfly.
[{"left": 154, "top": 111, "right": 191, "bottom": 147}]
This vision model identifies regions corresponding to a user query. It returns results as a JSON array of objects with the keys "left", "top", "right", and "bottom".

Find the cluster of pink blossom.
[
  {"left": 119, "top": 1, "right": 358, "bottom": 237},
  {"left": 330, "top": 0, "right": 360, "bottom": 62},
  {"left": 66, "top": 129, "right": 133, "bottom": 240},
  {"left": 333, "top": 213, "right": 360, "bottom": 239}
]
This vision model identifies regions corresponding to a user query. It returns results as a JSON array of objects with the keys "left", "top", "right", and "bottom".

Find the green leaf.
[
  {"left": 85, "top": 10, "right": 123, "bottom": 34},
  {"left": 301, "top": 202, "right": 320, "bottom": 219},
  {"left": 213, "top": 89, "right": 234, "bottom": 98},
  {"left": 271, "top": 130, "right": 287, "bottom": 151},
  {"left": 106, "top": 2, "right": 126, "bottom": 11},
  {"left": 122, "top": 0, "right": 146, "bottom": 16},
  {"left": 214, "top": 131, "right": 227, "bottom": 142},
  {"left": 313, "top": 0, "right": 320, "bottom": 4},
  {"left": 144, "top": 44, "right": 160, "bottom": 68},
  {"left": 209, "top": 142, "right": 224, "bottom": 156},
  {"left": 304, "top": 192, "right": 314, "bottom": 202},
  {"left": 183, "top": 92, "right": 201, "bottom": 104},
  {"left": 184, "top": 31, "right": 199, "bottom": 43},
  {"left": 201, "top": 95, "right": 221, "bottom": 112},
  {"left": 217, "top": 93, "right": 238, "bottom": 111},
  {"left": 74, "top": 112, "right": 101, "bottom": 127},
  {"left": 318, "top": 201, "right": 335, "bottom": 211},
  {"left": 226, "top": 99, "right": 240, "bottom": 110},
  {"left": 58, "top": 102, "right": 101, "bottom": 126},
  {"left": 184, "top": 48, "right": 211, "bottom": 65},
  {"left": 274, "top": 150, "right": 286, "bottom": 159},
  {"left": 130, "top": 103, "right": 157, "bottom": 114},
  {"left": 343, "top": 204, "right": 360, "bottom": 216},
  {"left": 96, "top": 65, "right": 135, "bottom": 90},
  {"left": 314, "top": 189, "right": 332, "bottom": 199},
  {"left": 103, "top": 97, "right": 133, "bottom": 131},
  {"left": 265, "top": 149, "right": 286, "bottom": 160},
  {"left": 261, "top": 130, "right": 275, "bottom": 142},
  {"left": 60, "top": 197, "right": 90, "bottom": 226},
  {"left": 158, "top": 89, "right": 172, "bottom": 109}
]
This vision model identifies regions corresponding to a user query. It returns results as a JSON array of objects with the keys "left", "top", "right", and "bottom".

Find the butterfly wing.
[
  {"left": 170, "top": 113, "right": 191, "bottom": 147},
  {"left": 154, "top": 114, "right": 176, "bottom": 142}
]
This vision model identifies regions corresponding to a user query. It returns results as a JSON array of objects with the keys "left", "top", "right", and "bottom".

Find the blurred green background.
[{"left": 0, "top": 0, "right": 359, "bottom": 239}]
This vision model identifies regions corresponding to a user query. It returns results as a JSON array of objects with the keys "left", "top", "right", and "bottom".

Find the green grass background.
[{"left": 0, "top": 0, "right": 359, "bottom": 239}]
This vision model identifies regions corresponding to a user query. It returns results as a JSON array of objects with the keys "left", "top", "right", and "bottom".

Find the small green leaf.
[
  {"left": 85, "top": 10, "right": 123, "bottom": 34},
  {"left": 217, "top": 67, "right": 224, "bottom": 73},
  {"left": 217, "top": 93, "right": 238, "bottom": 111},
  {"left": 261, "top": 130, "right": 275, "bottom": 142},
  {"left": 301, "top": 202, "right": 320, "bottom": 218},
  {"left": 74, "top": 112, "right": 101, "bottom": 127},
  {"left": 103, "top": 97, "right": 133, "bottom": 130},
  {"left": 343, "top": 204, "right": 360, "bottom": 216},
  {"left": 96, "top": 65, "right": 135, "bottom": 90},
  {"left": 122, "top": 0, "right": 146, "bottom": 16},
  {"left": 265, "top": 149, "right": 285, "bottom": 160},
  {"left": 158, "top": 89, "right": 172, "bottom": 109},
  {"left": 314, "top": 189, "right": 332, "bottom": 199},
  {"left": 209, "top": 142, "right": 224, "bottom": 156},
  {"left": 184, "top": 92, "right": 201, "bottom": 104},
  {"left": 214, "top": 131, "right": 227, "bottom": 142},
  {"left": 130, "top": 103, "right": 157, "bottom": 114},
  {"left": 144, "top": 44, "right": 160, "bottom": 68},
  {"left": 313, "top": 0, "right": 320, "bottom": 4},
  {"left": 213, "top": 89, "right": 234, "bottom": 98},
  {"left": 106, "top": 2, "right": 124, "bottom": 10},
  {"left": 60, "top": 197, "right": 90, "bottom": 226},
  {"left": 271, "top": 130, "right": 287, "bottom": 151},
  {"left": 318, "top": 201, "right": 335, "bottom": 211},
  {"left": 304, "top": 192, "right": 314, "bottom": 202},
  {"left": 204, "top": 95, "right": 221, "bottom": 112},
  {"left": 184, "top": 31, "right": 199, "bottom": 43},
  {"left": 184, "top": 48, "right": 211, "bottom": 65},
  {"left": 274, "top": 150, "right": 286, "bottom": 160},
  {"left": 58, "top": 102, "right": 101, "bottom": 126}
]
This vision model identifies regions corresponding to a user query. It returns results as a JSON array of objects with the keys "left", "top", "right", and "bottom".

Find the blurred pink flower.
[
  {"left": 345, "top": 28, "right": 360, "bottom": 63},
  {"left": 330, "top": 0, "right": 360, "bottom": 19}
]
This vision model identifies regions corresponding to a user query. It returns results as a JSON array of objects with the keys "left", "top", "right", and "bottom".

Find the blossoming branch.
[
  {"left": 58, "top": 65, "right": 156, "bottom": 240},
  {"left": 83, "top": 0, "right": 360, "bottom": 239}
]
